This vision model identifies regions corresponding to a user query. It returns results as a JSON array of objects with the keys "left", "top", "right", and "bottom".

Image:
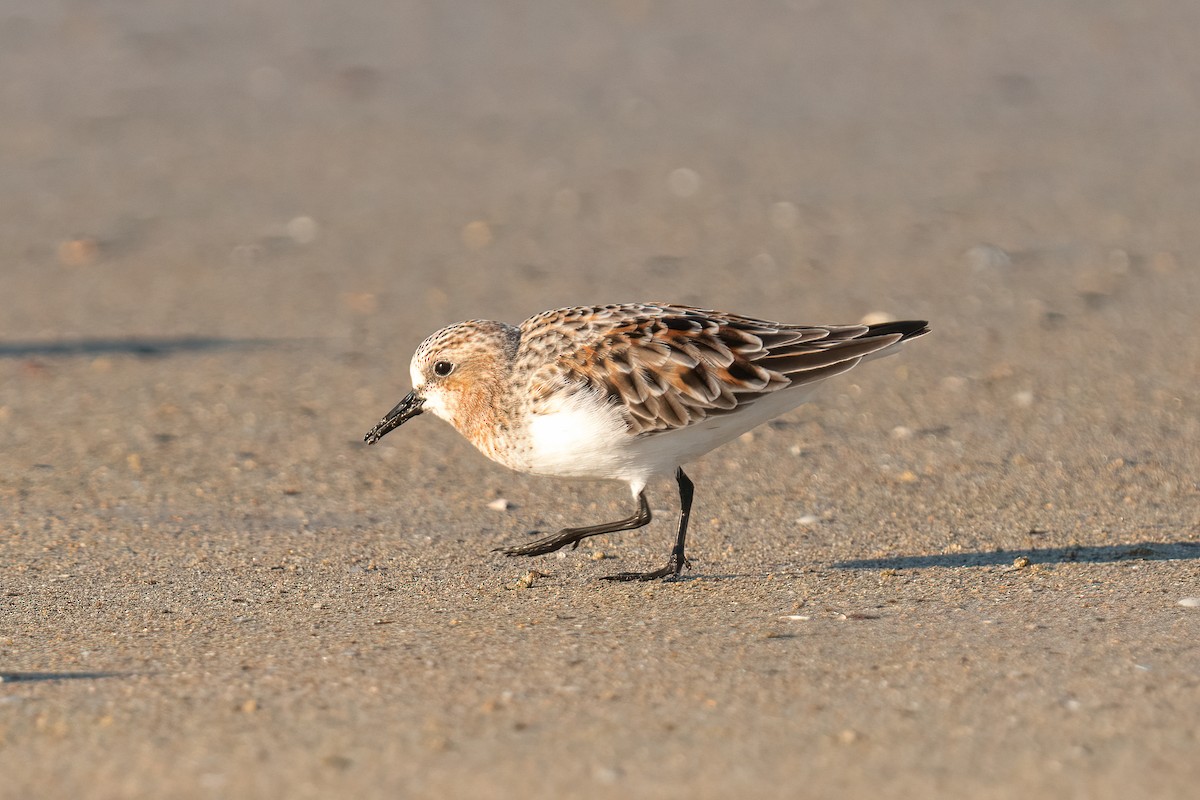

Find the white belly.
[{"left": 524, "top": 384, "right": 821, "bottom": 489}]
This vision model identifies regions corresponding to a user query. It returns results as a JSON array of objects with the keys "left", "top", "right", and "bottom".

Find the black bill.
[{"left": 363, "top": 390, "right": 424, "bottom": 445}]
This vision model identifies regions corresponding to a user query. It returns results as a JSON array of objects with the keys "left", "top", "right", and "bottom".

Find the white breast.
[{"left": 525, "top": 388, "right": 642, "bottom": 481}]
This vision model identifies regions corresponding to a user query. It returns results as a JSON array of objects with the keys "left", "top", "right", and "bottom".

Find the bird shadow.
[
  {"left": 0, "top": 671, "right": 130, "bottom": 683},
  {"left": 0, "top": 336, "right": 294, "bottom": 359},
  {"left": 833, "top": 540, "right": 1200, "bottom": 570}
]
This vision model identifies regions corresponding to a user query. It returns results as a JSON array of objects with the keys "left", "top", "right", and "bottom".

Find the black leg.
[
  {"left": 495, "top": 492, "right": 652, "bottom": 557},
  {"left": 602, "top": 468, "right": 694, "bottom": 582}
]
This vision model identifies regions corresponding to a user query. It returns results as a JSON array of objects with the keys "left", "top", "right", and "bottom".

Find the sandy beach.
[{"left": 2, "top": 2, "right": 1199, "bottom": 797}]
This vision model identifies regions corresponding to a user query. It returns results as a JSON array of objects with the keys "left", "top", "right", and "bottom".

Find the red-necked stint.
[{"left": 365, "top": 303, "right": 928, "bottom": 581}]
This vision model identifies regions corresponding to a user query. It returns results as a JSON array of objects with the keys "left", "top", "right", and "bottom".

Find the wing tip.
[{"left": 865, "top": 320, "right": 930, "bottom": 342}]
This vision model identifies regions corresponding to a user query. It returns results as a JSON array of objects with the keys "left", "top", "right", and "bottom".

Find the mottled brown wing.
[{"left": 519, "top": 304, "right": 927, "bottom": 435}]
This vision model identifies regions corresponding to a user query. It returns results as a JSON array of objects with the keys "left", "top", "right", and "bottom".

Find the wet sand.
[{"left": 2, "top": 2, "right": 1199, "bottom": 798}]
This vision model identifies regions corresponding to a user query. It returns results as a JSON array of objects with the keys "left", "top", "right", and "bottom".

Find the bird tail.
[
  {"left": 865, "top": 320, "right": 930, "bottom": 342},
  {"left": 859, "top": 320, "right": 929, "bottom": 362}
]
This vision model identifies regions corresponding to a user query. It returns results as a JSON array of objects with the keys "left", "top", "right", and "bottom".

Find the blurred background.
[
  {"left": 4, "top": 0, "right": 1197, "bottom": 346},
  {"left": 3, "top": 0, "right": 1198, "bottom": 534},
  {"left": 4, "top": 0, "right": 1199, "bottom": 544}
]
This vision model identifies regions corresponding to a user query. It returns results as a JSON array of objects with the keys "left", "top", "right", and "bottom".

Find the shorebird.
[{"left": 365, "top": 303, "right": 928, "bottom": 580}]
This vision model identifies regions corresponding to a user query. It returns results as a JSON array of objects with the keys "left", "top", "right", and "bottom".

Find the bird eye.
[{"left": 433, "top": 361, "right": 455, "bottom": 377}]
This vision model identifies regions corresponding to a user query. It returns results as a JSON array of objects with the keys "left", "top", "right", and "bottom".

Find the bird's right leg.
[{"left": 601, "top": 468, "right": 693, "bottom": 581}]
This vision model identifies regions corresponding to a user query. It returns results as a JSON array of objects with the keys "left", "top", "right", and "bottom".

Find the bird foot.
[
  {"left": 494, "top": 530, "right": 581, "bottom": 557},
  {"left": 600, "top": 555, "right": 687, "bottom": 582},
  {"left": 494, "top": 541, "right": 558, "bottom": 557}
]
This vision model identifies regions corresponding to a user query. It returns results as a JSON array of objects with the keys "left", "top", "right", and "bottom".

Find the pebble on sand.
[
  {"left": 667, "top": 167, "right": 701, "bottom": 198},
  {"left": 58, "top": 237, "right": 99, "bottom": 266},
  {"left": 506, "top": 570, "right": 549, "bottom": 590},
  {"left": 1151, "top": 251, "right": 1178, "bottom": 274},
  {"left": 286, "top": 216, "right": 318, "bottom": 244},
  {"left": 965, "top": 243, "right": 1011, "bottom": 270},
  {"left": 941, "top": 376, "right": 968, "bottom": 393},
  {"left": 342, "top": 292, "right": 378, "bottom": 316},
  {"left": 860, "top": 311, "right": 895, "bottom": 326},
  {"left": 1178, "top": 597, "right": 1200, "bottom": 608},
  {"left": 461, "top": 220, "right": 493, "bottom": 250},
  {"left": 487, "top": 498, "right": 513, "bottom": 511},
  {"left": 769, "top": 201, "right": 799, "bottom": 229}
]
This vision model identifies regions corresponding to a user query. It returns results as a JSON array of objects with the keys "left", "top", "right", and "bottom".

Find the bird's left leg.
[{"left": 602, "top": 468, "right": 693, "bottom": 581}]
